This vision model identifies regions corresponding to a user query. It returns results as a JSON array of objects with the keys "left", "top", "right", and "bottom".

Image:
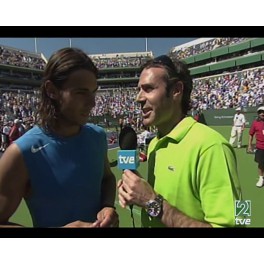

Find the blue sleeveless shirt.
[{"left": 15, "top": 124, "right": 107, "bottom": 227}]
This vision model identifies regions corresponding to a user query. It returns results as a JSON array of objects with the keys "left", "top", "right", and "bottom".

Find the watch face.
[{"left": 147, "top": 200, "right": 161, "bottom": 217}]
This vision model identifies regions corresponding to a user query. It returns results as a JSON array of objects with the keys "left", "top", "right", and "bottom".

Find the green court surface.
[{"left": 10, "top": 126, "right": 264, "bottom": 227}]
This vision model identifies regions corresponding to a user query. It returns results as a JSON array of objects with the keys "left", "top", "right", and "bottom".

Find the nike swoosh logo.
[{"left": 31, "top": 143, "right": 50, "bottom": 153}]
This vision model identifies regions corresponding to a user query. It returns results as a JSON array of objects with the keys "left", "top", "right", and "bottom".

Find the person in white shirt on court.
[
  {"left": 229, "top": 107, "right": 246, "bottom": 148},
  {"left": 137, "top": 127, "right": 152, "bottom": 147}
]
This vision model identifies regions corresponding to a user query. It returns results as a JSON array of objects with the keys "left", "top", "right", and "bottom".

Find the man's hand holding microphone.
[
  {"left": 117, "top": 126, "right": 157, "bottom": 211},
  {"left": 118, "top": 169, "right": 157, "bottom": 209}
]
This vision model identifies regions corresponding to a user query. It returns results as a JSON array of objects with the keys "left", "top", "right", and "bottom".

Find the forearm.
[
  {"left": 101, "top": 174, "right": 116, "bottom": 207},
  {"left": 0, "top": 222, "right": 24, "bottom": 228},
  {"left": 160, "top": 200, "right": 211, "bottom": 228},
  {"left": 248, "top": 135, "right": 253, "bottom": 147}
]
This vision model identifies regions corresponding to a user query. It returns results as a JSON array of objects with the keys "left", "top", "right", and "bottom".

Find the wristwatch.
[{"left": 145, "top": 194, "right": 164, "bottom": 218}]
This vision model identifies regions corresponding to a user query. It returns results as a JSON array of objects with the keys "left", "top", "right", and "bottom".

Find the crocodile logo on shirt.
[{"left": 168, "top": 165, "right": 175, "bottom": 172}]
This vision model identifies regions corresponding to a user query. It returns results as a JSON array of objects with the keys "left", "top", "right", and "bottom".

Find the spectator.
[
  {"left": 248, "top": 106, "right": 264, "bottom": 187},
  {"left": 229, "top": 107, "right": 246, "bottom": 148},
  {"left": 1, "top": 121, "right": 11, "bottom": 152},
  {"left": 8, "top": 119, "right": 21, "bottom": 144}
]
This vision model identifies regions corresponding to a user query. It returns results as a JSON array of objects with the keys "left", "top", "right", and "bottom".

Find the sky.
[{"left": 0, "top": 38, "right": 197, "bottom": 60}]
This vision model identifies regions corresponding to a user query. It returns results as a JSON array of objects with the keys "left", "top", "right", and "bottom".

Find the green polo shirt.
[{"left": 142, "top": 117, "right": 242, "bottom": 227}]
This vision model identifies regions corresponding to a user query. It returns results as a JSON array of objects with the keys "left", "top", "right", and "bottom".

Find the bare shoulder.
[
  {"left": 0, "top": 143, "right": 24, "bottom": 167},
  {"left": 0, "top": 143, "right": 29, "bottom": 186},
  {"left": 0, "top": 144, "right": 29, "bottom": 224}
]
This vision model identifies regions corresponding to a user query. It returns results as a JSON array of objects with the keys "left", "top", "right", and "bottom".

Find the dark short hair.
[
  {"left": 38, "top": 47, "right": 98, "bottom": 129},
  {"left": 140, "top": 55, "right": 193, "bottom": 114}
]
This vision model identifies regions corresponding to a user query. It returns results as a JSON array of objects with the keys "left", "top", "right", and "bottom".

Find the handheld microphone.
[
  {"left": 117, "top": 126, "right": 139, "bottom": 220},
  {"left": 118, "top": 126, "right": 139, "bottom": 171}
]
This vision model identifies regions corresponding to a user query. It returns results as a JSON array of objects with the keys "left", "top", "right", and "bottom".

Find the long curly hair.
[{"left": 37, "top": 47, "right": 98, "bottom": 130}]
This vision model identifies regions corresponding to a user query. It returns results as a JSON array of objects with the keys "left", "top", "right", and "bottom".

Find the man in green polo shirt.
[{"left": 117, "top": 55, "right": 242, "bottom": 227}]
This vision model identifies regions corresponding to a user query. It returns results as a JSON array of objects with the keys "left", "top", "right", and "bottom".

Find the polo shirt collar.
[{"left": 156, "top": 116, "right": 196, "bottom": 142}]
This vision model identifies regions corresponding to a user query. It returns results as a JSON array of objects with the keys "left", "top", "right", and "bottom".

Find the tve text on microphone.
[{"left": 117, "top": 150, "right": 140, "bottom": 170}]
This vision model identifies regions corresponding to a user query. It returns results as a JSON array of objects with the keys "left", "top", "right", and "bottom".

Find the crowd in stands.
[
  {"left": 90, "top": 88, "right": 144, "bottom": 132},
  {"left": 0, "top": 46, "right": 46, "bottom": 70},
  {"left": 91, "top": 54, "right": 152, "bottom": 69},
  {"left": 91, "top": 88, "right": 140, "bottom": 118},
  {"left": 1, "top": 40, "right": 264, "bottom": 152},
  {"left": 171, "top": 38, "right": 248, "bottom": 60},
  {"left": 0, "top": 90, "right": 39, "bottom": 151},
  {"left": 1, "top": 65, "right": 264, "bottom": 150},
  {"left": 191, "top": 66, "right": 264, "bottom": 111},
  {"left": 91, "top": 66, "right": 264, "bottom": 121}
]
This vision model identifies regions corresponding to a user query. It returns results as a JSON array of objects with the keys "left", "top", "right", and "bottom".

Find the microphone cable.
[{"left": 129, "top": 204, "right": 136, "bottom": 228}]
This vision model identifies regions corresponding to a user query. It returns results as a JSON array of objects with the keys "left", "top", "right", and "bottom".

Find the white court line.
[{"left": 108, "top": 146, "right": 119, "bottom": 150}]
